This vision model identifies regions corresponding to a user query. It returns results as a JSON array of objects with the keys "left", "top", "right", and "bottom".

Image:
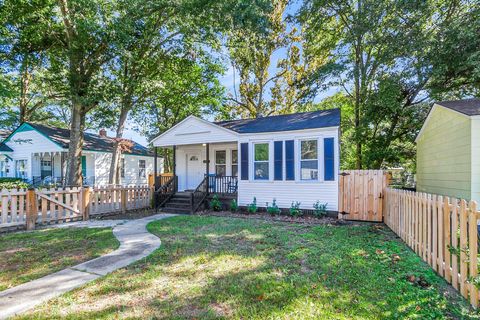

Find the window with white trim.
[
  {"left": 254, "top": 143, "right": 269, "bottom": 180},
  {"left": 138, "top": 159, "right": 146, "bottom": 178},
  {"left": 120, "top": 158, "right": 125, "bottom": 178},
  {"left": 300, "top": 140, "right": 318, "bottom": 180},
  {"left": 215, "top": 150, "right": 226, "bottom": 176},
  {"left": 15, "top": 159, "right": 27, "bottom": 179},
  {"left": 231, "top": 150, "right": 238, "bottom": 177}
]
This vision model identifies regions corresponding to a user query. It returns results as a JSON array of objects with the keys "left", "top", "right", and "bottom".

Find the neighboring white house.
[
  {"left": 151, "top": 109, "right": 340, "bottom": 211},
  {"left": 0, "top": 122, "right": 162, "bottom": 186},
  {"left": 416, "top": 98, "right": 480, "bottom": 202}
]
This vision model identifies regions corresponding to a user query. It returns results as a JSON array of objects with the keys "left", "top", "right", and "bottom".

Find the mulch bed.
[{"left": 195, "top": 210, "right": 366, "bottom": 226}]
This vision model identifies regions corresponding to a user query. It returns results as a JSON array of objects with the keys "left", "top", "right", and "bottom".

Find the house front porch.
[{"left": 154, "top": 142, "right": 238, "bottom": 213}]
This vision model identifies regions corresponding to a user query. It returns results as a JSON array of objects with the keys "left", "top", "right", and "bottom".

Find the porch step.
[
  {"left": 160, "top": 206, "right": 191, "bottom": 214},
  {"left": 159, "top": 191, "right": 193, "bottom": 213}
]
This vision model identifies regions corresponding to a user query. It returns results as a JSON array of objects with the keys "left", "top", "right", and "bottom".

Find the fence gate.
[{"left": 338, "top": 170, "right": 389, "bottom": 222}]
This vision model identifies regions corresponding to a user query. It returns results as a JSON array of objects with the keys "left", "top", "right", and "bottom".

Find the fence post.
[
  {"left": 468, "top": 201, "right": 478, "bottom": 308},
  {"left": 26, "top": 188, "right": 37, "bottom": 230},
  {"left": 121, "top": 187, "right": 127, "bottom": 214},
  {"left": 82, "top": 187, "right": 91, "bottom": 221}
]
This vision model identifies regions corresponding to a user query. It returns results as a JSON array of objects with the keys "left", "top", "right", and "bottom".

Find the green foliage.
[
  {"left": 229, "top": 199, "right": 239, "bottom": 213},
  {"left": 313, "top": 201, "right": 328, "bottom": 217},
  {"left": 266, "top": 199, "right": 281, "bottom": 216},
  {"left": 209, "top": 195, "right": 222, "bottom": 212},
  {"left": 289, "top": 201, "right": 302, "bottom": 217},
  {"left": 247, "top": 197, "right": 258, "bottom": 214},
  {"left": 0, "top": 178, "right": 29, "bottom": 190},
  {"left": 298, "top": 0, "right": 472, "bottom": 170}
]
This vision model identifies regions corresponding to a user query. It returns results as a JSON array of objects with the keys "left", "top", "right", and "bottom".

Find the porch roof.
[{"left": 0, "top": 143, "right": 12, "bottom": 152}]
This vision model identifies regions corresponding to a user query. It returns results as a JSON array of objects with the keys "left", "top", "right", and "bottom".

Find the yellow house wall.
[
  {"left": 416, "top": 105, "right": 472, "bottom": 200},
  {"left": 470, "top": 118, "right": 480, "bottom": 202}
]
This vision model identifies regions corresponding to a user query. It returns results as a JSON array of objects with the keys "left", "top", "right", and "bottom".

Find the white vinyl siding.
[{"left": 238, "top": 127, "right": 340, "bottom": 211}]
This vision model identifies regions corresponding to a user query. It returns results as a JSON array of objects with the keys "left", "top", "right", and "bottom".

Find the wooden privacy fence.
[
  {"left": 0, "top": 185, "right": 153, "bottom": 231},
  {"left": 384, "top": 188, "right": 480, "bottom": 308},
  {"left": 338, "top": 170, "right": 389, "bottom": 222}
]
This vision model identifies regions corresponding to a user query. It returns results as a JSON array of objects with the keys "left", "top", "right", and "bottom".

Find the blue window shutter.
[
  {"left": 285, "top": 140, "right": 295, "bottom": 180},
  {"left": 274, "top": 141, "right": 283, "bottom": 180},
  {"left": 240, "top": 143, "right": 249, "bottom": 180},
  {"left": 324, "top": 138, "right": 335, "bottom": 181}
]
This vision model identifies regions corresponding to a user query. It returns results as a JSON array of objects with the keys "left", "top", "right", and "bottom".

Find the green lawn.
[
  {"left": 0, "top": 227, "right": 119, "bottom": 291},
  {"left": 17, "top": 216, "right": 479, "bottom": 319}
]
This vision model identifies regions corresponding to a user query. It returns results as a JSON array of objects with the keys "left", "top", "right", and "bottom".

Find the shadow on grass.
[{"left": 17, "top": 216, "right": 478, "bottom": 319}]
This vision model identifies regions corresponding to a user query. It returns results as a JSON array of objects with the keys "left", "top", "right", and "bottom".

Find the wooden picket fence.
[
  {"left": 384, "top": 188, "right": 480, "bottom": 308},
  {"left": 0, "top": 185, "right": 154, "bottom": 231},
  {"left": 89, "top": 185, "right": 152, "bottom": 215}
]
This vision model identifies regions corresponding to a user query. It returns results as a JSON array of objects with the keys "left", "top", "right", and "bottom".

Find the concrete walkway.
[{"left": 0, "top": 213, "right": 176, "bottom": 319}]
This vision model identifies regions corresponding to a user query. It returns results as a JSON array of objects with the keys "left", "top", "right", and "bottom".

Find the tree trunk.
[
  {"left": 19, "top": 56, "right": 31, "bottom": 123},
  {"left": 108, "top": 106, "right": 129, "bottom": 185},
  {"left": 66, "top": 101, "right": 85, "bottom": 186}
]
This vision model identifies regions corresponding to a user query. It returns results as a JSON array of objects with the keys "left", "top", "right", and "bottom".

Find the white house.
[
  {"left": 151, "top": 109, "right": 340, "bottom": 213},
  {"left": 0, "top": 122, "right": 161, "bottom": 186}
]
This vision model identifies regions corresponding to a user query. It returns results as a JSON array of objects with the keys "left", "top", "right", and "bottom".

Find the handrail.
[
  {"left": 191, "top": 176, "right": 208, "bottom": 213},
  {"left": 155, "top": 176, "right": 177, "bottom": 208}
]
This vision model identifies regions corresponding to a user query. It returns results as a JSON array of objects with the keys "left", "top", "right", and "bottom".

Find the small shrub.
[
  {"left": 247, "top": 197, "right": 258, "bottom": 214},
  {"left": 289, "top": 201, "right": 302, "bottom": 216},
  {"left": 313, "top": 201, "right": 328, "bottom": 217},
  {"left": 209, "top": 195, "right": 222, "bottom": 211},
  {"left": 230, "top": 199, "right": 239, "bottom": 213},
  {"left": 266, "top": 199, "right": 281, "bottom": 216},
  {"left": 0, "top": 178, "right": 29, "bottom": 190}
]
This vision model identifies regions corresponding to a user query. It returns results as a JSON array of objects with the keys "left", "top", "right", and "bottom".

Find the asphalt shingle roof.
[
  {"left": 214, "top": 109, "right": 340, "bottom": 133},
  {"left": 436, "top": 98, "right": 480, "bottom": 116},
  {"left": 0, "top": 143, "right": 12, "bottom": 152},
  {"left": 26, "top": 123, "right": 152, "bottom": 156}
]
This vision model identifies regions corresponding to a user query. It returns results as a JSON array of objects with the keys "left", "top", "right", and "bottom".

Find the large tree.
[
  {"left": 131, "top": 56, "right": 225, "bottom": 172},
  {"left": 0, "top": 0, "right": 62, "bottom": 128},
  {"left": 299, "top": 0, "right": 467, "bottom": 169},
  {"left": 223, "top": 0, "right": 311, "bottom": 118}
]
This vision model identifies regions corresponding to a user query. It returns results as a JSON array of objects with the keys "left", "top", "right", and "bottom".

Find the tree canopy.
[{"left": 1, "top": 0, "right": 479, "bottom": 180}]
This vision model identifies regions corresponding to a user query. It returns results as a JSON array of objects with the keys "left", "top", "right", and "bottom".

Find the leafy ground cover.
[
  {"left": 0, "top": 227, "right": 119, "bottom": 291},
  {"left": 18, "top": 216, "right": 478, "bottom": 319}
]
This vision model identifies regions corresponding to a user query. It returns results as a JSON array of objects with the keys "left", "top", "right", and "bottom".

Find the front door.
[{"left": 185, "top": 153, "right": 203, "bottom": 190}]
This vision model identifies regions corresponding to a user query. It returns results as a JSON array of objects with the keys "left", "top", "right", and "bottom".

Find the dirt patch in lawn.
[
  {"left": 96, "top": 208, "right": 158, "bottom": 220},
  {"left": 196, "top": 210, "right": 366, "bottom": 226}
]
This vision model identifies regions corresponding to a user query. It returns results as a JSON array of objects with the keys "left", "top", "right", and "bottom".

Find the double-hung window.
[
  {"left": 231, "top": 150, "right": 238, "bottom": 177},
  {"left": 254, "top": 143, "right": 269, "bottom": 180},
  {"left": 300, "top": 140, "right": 318, "bottom": 180},
  {"left": 215, "top": 150, "right": 226, "bottom": 176},
  {"left": 138, "top": 160, "right": 146, "bottom": 178}
]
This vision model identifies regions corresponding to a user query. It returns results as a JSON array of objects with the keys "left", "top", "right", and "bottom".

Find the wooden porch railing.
[
  {"left": 155, "top": 176, "right": 177, "bottom": 208},
  {"left": 207, "top": 175, "right": 238, "bottom": 195}
]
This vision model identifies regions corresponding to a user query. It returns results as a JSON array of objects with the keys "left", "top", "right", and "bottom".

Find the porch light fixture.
[{"left": 202, "top": 143, "right": 206, "bottom": 146}]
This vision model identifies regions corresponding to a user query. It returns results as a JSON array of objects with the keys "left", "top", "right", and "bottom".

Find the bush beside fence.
[
  {"left": 384, "top": 188, "right": 479, "bottom": 308},
  {"left": 0, "top": 185, "right": 153, "bottom": 231}
]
